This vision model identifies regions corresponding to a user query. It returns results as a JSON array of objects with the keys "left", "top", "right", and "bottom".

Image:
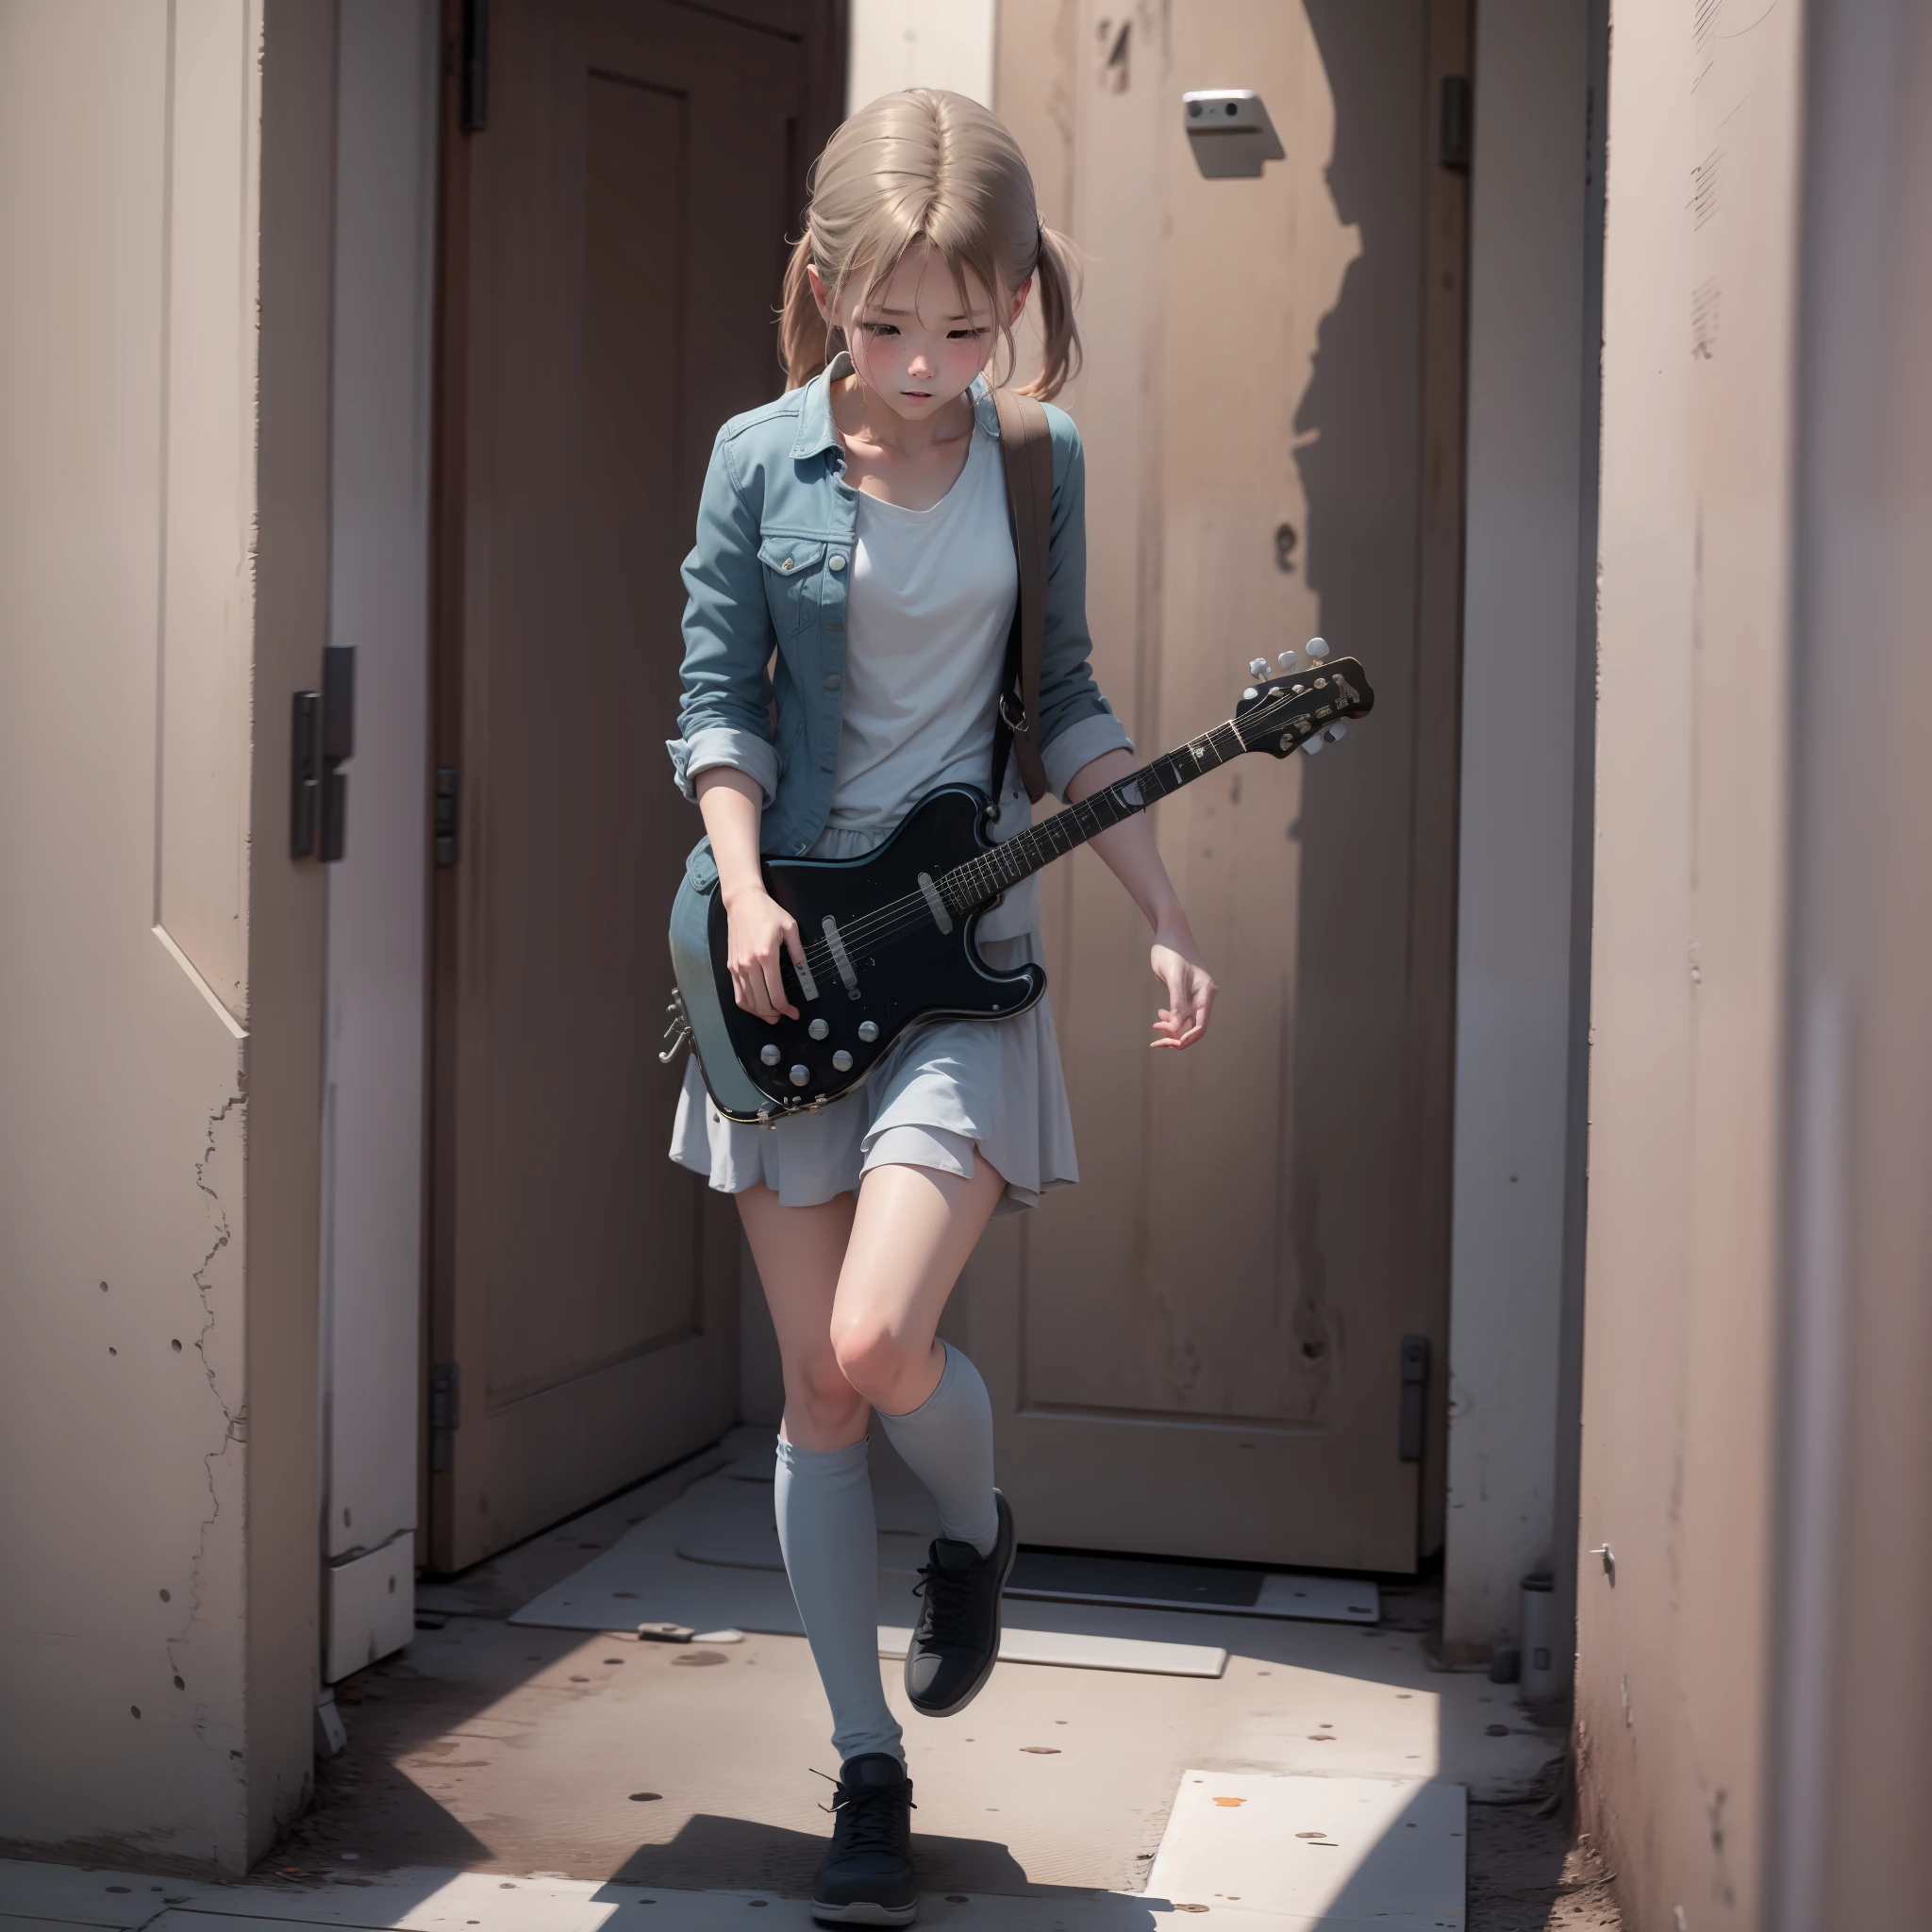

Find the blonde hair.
[{"left": 779, "top": 89, "right": 1081, "bottom": 400}]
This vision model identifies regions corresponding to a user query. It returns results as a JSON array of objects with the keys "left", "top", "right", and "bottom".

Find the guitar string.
[
  {"left": 770, "top": 678, "right": 1345, "bottom": 986},
  {"left": 776, "top": 683, "right": 1332, "bottom": 984}
]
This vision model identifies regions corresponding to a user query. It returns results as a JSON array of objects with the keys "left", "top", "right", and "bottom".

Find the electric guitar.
[{"left": 666, "top": 647, "right": 1374, "bottom": 1124}]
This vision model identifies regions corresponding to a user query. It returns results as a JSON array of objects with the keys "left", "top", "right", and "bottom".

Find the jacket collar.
[{"left": 789, "top": 350, "right": 1002, "bottom": 461}]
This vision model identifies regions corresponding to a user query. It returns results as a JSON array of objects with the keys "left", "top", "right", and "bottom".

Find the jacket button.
[
  {"left": 824, "top": 674, "right": 841, "bottom": 691},
  {"left": 828, "top": 553, "right": 847, "bottom": 572}
]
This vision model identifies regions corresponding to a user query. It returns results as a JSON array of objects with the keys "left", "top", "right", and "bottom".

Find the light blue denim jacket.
[{"left": 666, "top": 353, "right": 1132, "bottom": 858}]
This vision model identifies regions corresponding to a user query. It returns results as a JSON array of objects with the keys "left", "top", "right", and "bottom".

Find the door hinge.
[
  {"left": 429, "top": 1361, "right": 460, "bottom": 1473},
  {"left": 291, "top": 691, "right": 321, "bottom": 857},
  {"left": 434, "top": 767, "right": 461, "bottom": 866},
  {"left": 460, "top": 0, "right": 489, "bottom": 133},
  {"left": 320, "top": 643, "right": 355, "bottom": 862},
  {"left": 1439, "top": 75, "right": 1472, "bottom": 171},
  {"left": 1398, "top": 1335, "right": 1429, "bottom": 1462}
]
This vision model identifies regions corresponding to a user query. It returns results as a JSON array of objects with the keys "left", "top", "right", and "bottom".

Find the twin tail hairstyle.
[{"left": 778, "top": 88, "right": 1082, "bottom": 402}]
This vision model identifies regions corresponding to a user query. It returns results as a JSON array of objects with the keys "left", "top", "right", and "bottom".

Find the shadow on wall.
[{"left": 1282, "top": 0, "right": 1440, "bottom": 1451}]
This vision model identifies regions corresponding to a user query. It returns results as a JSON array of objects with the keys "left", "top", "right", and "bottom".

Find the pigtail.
[
  {"left": 1016, "top": 224, "right": 1083, "bottom": 401},
  {"left": 777, "top": 231, "right": 835, "bottom": 392}
]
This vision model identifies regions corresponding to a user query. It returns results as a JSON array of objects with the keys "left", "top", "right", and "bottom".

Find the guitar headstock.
[{"left": 1233, "top": 640, "right": 1374, "bottom": 759}]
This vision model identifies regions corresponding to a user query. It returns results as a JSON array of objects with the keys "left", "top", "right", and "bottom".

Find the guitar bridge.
[{"left": 658, "top": 987, "right": 692, "bottom": 1064}]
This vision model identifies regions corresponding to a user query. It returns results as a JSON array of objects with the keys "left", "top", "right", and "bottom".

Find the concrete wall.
[
  {"left": 318, "top": 0, "right": 437, "bottom": 1682},
  {"left": 0, "top": 0, "right": 333, "bottom": 1873},
  {"left": 1771, "top": 11, "right": 1932, "bottom": 1921},
  {"left": 1574, "top": 0, "right": 1804, "bottom": 1921},
  {"left": 1441, "top": 0, "right": 1597, "bottom": 1670}
]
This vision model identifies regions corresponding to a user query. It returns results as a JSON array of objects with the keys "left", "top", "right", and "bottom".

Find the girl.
[{"left": 666, "top": 90, "right": 1215, "bottom": 1925}]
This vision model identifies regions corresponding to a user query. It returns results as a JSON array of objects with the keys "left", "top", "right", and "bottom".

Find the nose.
[{"left": 907, "top": 343, "right": 934, "bottom": 376}]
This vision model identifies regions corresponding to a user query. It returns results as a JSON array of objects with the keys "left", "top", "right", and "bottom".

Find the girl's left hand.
[{"left": 1149, "top": 915, "right": 1216, "bottom": 1050}]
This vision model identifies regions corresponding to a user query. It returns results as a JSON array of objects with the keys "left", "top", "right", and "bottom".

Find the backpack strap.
[{"left": 990, "top": 388, "right": 1054, "bottom": 806}]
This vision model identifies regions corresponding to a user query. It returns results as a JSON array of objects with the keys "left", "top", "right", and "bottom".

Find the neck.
[{"left": 938, "top": 719, "right": 1248, "bottom": 913}]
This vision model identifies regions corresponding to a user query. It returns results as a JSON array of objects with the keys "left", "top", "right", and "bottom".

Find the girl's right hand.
[{"left": 724, "top": 886, "right": 805, "bottom": 1023}]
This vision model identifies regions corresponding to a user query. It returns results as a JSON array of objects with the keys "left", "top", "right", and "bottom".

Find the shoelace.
[
  {"left": 814, "top": 1768, "right": 914, "bottom": 1855},
  {"left": 911, "top": 1557, "right": 979, "bottom": 1648}
]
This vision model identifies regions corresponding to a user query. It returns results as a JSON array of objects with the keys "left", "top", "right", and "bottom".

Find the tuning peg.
[
  {"left": 1248, "top": 658, "right": 1270, "bottom": 678},
  {"left": 1306, "top": 636, "right": 1329, "bottom": 659},
  {"left": 1324, "top": 721, "right": 1348, "bottom": 743},
  {"left": 1300, "top": 735, "right": 1324, "bottom": 757},
  {"left": 1277, "top": 649, "right": 1298, "bottom": 670}
]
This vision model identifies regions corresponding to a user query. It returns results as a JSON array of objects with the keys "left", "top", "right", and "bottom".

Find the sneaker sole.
[
  {"left": 904, "top": 1490, "right": 1017, "bottom": 1719},
  {"left": 809, "top": 1899, "right": 918, "bottom": 1925}
]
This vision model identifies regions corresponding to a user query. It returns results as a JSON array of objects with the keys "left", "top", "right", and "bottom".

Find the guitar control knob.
[
  {"left": 760, "top": 1043, "right": 781, "bottom": 1066},
  {"left": 1278, "top": 649, "right": 1298, "bottom": 669},
  {"left": 832, "top": 1050, "right": 854, "bottom": 1074},
  {"left": 1306, "top": 635, "right": 1330, "bottom": 659},
  {"left": 858, "top": 1020, "right": 879, "bottom": 1043},
  {"left": 789, "top": 1064, "right": 810, "bottom": 1087},
  {"left": 1248, "top": 658, "right": 1270, "bottom": 678},
  {"left": 808, "top": 1018, "right": 829, "bottom": 1041},
  {"left": 1301, "top": 735, "right": 1324, "bottom": 757},
  {"left": 1324, "top": 720, "right": 1348, "bottom": 742}
]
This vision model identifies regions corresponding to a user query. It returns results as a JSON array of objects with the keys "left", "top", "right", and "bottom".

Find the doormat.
[
  {"left": 507, "top": 1467, "right": 1230, "bottom": 1679},
  {"left": 1008, "top": 1551, "right": 1380, "bottom": 1624},
  {"left": 680, "top": 1483, "right": 1381, "bottom": 1624}
]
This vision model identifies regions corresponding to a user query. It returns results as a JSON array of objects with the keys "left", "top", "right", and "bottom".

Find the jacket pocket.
[{"left": 758, "top": 534, "right": 828, "bottom": 640}]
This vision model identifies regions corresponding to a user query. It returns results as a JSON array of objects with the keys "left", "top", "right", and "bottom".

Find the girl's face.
[{"left": 813, "top": 242, "right": 1028, "bottom": 425}]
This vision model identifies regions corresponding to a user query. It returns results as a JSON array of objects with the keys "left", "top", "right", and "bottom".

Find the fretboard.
[{"left": 940, "top": 719, "right": 1248, "bottom": 912}]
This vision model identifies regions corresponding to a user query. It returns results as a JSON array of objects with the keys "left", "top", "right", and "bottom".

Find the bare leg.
[
  {"left": 737, "top": 1184, "right": 865, "bottom": 1449},
  {"left": 829, "top": 1157, "right": 1007, "bottom": 1415}
]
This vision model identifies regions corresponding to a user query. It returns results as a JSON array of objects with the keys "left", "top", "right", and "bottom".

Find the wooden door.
[
  {"left": 428, "top": 0, "right": 841, "bottom": 1569},
  {"left": 968, "top": 0, "right": 1468, "bottom": 1573}
]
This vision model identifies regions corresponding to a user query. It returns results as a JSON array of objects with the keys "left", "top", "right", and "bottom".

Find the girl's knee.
[
  {"left": 786, "top": 1353, "right": 866, "bottom": 1435},
  {"left": 831, "top": 1323, "right": 921, "bottom": 1406}
]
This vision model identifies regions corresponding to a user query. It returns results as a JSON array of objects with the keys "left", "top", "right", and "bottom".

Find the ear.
[
  {"left": 1007, "top": 275, "right": 1033, "bottom": 328},
  {"left": 806, "top": 260, "right": 834, "bottom": 325}
]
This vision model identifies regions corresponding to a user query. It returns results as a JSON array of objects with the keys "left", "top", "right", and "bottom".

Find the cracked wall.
[{"left": 0, "top": 0, "right": 330, "bottom": 1874}]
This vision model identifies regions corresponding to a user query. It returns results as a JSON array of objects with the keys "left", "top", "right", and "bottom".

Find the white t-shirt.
[{"left": 825, "top": 420, "right": 1041, "bottom": 935}]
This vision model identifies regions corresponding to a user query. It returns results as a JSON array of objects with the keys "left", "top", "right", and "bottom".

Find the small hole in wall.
[
  {"left": 174, "top": 1675, "right": 185, "bottom": 1690},
  {"left": 131, "top": 1706, "right": 142, "bottom": 1719},
  {"left": 100, "top": 1280, "right": 109, "bottom": 1291},
  {"left": 158, "top": 1589, "right": 171, "bottom": 1603},
  {"left": 108, "top": 1346, "right": 117, "bottom": 1356},
  {"left": 388, "top": 1576, "right": 396, "bottom": 1593},
  {"left": 171, "top": 1340, "right": 183, "bottom": 1353}
]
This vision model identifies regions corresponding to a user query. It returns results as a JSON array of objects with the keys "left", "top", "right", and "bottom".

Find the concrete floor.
[{"left": 256, "top": 1442, "right": 1615, "bottom": 1925}]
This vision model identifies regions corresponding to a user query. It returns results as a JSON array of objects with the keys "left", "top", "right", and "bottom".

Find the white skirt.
[{"left": 669, "top": 931, "right": 1078, "bottom": 1216}]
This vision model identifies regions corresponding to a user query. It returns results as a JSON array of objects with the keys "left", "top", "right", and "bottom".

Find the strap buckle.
[{"left": 998, "top": 691, "right": 1029, "bottom": 735}]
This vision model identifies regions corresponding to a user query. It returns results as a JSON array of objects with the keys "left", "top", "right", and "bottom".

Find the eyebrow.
[{"left": 869, "top": 304, "right": 988, "bottom": 321}]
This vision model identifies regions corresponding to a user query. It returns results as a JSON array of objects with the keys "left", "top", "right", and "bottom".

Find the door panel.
[
  {"left": 974, "top": 0, "right": 1467, "bottom": 1572},
  {"left": 430, "top": 0, "right": 832, "bottom": 1569}
]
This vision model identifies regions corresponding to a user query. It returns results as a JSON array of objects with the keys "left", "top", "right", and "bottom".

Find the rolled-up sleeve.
[
  {"left": 1035, "top": 412, "right": 1134, "bottom": 796},
  {"left": 667, "top": 427, "right": 780, "bottom": 802}
]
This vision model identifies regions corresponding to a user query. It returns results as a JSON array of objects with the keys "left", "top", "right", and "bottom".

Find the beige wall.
[
  {"left": 1574, "top": 0, "right": 1803, "bottom": 1922},
  {"left": 0, "top": 0, "right": 330, "bottom": 1872}
]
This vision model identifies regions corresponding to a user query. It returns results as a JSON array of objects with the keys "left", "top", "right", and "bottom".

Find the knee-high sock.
[
  {"left": 774, "top": 1434, "right": 902, "bottom": 1766},
  {"left": 875, "top": 1341, "right": 1000, "bottom": 1557}
]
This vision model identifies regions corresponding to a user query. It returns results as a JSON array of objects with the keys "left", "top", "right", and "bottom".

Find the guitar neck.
[{"left": 940, "top": 718, "right": 1247, "bottom": 913}]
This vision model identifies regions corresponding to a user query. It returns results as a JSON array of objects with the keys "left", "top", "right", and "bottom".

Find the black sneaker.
[
  {"left": 903, "top": 1490, "right": 1016, "bottom": 1717},
  {"left": 811, "top": 1753, "right": 917, "bottom": 1925}
]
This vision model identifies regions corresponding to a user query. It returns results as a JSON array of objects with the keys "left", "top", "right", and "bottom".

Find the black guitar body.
[
  {"left": 668, "top": 652, "right": 1375, "bottom": 1125},
  {"left": 700, "top": 785, "right": 1044, "bottom": 1122}
]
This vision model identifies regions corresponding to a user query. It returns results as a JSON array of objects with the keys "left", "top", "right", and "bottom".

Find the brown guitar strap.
[{"left": 990, "top": 387, "right": 1054, "bottom": 806}]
